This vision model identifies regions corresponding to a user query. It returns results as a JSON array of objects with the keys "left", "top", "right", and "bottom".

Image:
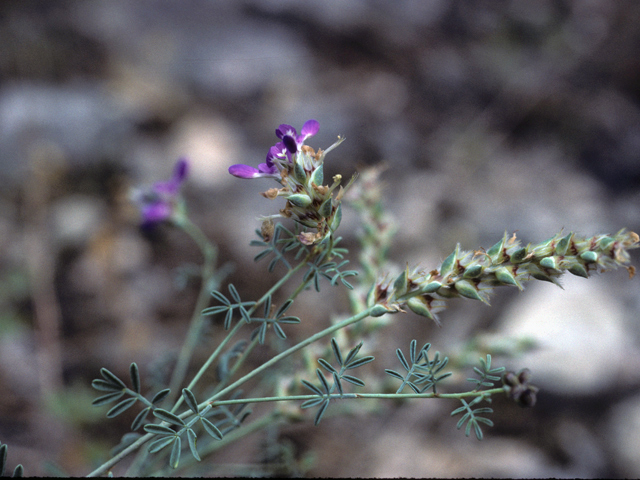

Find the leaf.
[
  {"left": 1, "top": 444, "right": 7, "bottom": 476},
  {"left": 91, "top": 379, "right": 123, "bottom": 392},
  {"left": 170, "top": 436, "right": 182, "bottom": 469},
  {"left": 151, "top": 388, "right": 171, "bottom": 405},
  {"left": 344, "top": 342, "right": 363, "bottom": 365},
  {"left": 92, "top": 391, "right": 125, "bottom": 406},
  {"left": 396, "top": 349, "right": 410, "bottom": 371},
  {"left": 273, "top": 322, "right": 287, "bottom": 340},
  {"left": 318, "top": 358, "right": 337, "bottom": 374},
  {"left": 276, "top": 299, "right": 294, "bottom": 318},
  {"left": 153, "top": 408, "right": 186, "bottom": 426},
  {"left": 107, "top": 397, "right": 137, "bottom": 418},
  {"left": 182, "top": 389, "right": 199, "bottom": 415},
  {"left": 130, "top": 363, "right": 141, "bottom": 394},
  {"left": 316, "top": 369, "right": 330, "bottom": 394},
  {"left": 333, "top": 372, "right": 343, "bottom": 396},
  {"left": 144, "top": 424, "right": 177, "bottom": 436},
  {"left": 345, "top": 356, "right": 375, "bottom": 369},
  {"left": 331, "top": 338, "right": 343, "bottom": 366},
  {"left": 409, "top": 339, "right": 417, "bottom": 364},
  {"left": 148, "top": 436, "right": 175, "bottom": 454},
  {"left": 228, "top": 284, "right": 241, "bottom": 303},
  {"left": 131, "top": 407, "right": 151, "bottom": 431},
  {"left": 301, "top": 379, "right": 323, "bottom": 396},
  {"left": 100, "top": 368, "right": 127, "bottom": 390},
  {"left": 301, "top": 398, "right": 325, "bottom": 409},
  {"left": 384, "top": 369, "right": 404, "bottom": 381},
  {"left": 187, "top": 428, "right": 200, "bottom": 461},
  {"left": 342, "top": 375, "right": 365, "bottom": 387},
  {"left": 314, "top": 399, "right": 330, "bottom": 426},
  {"left": 201, "top": 418, "right": 223, "bottom": 440},
  {"left": 13, "top": 464, "right": 24, "bottom": 477}
]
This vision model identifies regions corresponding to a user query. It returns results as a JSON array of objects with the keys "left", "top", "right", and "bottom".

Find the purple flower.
[
  {"left": 228, "top": 119, "right": 319, "bottom": 179},
  {"left": 134, "top": 158, "right": 189, "bottom": 227}
]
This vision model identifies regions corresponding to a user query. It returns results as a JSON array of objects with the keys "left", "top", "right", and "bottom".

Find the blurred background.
[{"left": 1, "top": 0, "right": 640, "bottom": 476}]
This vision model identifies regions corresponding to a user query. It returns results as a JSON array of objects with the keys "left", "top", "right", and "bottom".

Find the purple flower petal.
[
  {"left": 276, "top": 124, "right": 296, "bottom": 139},
  {"left": 142, "top": 201, "right": 172, "bottom": 224},
  {"left": 173, "top": 158, "right": 189, "bottom": 182},
  {"left": 300, "top": 119, "right": 319, "bottom": 138},
  {"left": 282, "top": 135, "right": 298, "bottom": 154},
  {"left": 229, "top": 163, "right": 279, "bottom": 179}
]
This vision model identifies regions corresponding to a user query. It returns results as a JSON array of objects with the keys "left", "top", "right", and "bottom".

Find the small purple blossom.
[
  {"left": 134, "top": 158, "right": 189, "bottom": 227},
  {"left": 228, "top": 119, "right": 319, "bottom": 180}
]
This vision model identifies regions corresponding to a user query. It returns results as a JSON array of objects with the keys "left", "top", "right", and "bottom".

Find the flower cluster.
[
  {"left": 229, "top": 120, "right": 351, "bottom": 245},
  {"left": 132, "top": 158, "right": 189, "bottom": 228},
  {"left": 368, "top": 230, "right": 639, "bottom": 324}
]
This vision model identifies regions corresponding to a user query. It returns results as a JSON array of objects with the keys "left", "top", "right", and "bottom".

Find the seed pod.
[
  {"left": 579, "top": 251, "right": 598, "bottom": 263},
  {"left": 419, "top": 281, "right": 442, "bottom": 294},
  {"left": 287, "top": 193, "right": 312, "bottom": 208},
  {"left": 555, "top": 232, "right": 573, "bottom": 256},
  {"left": 494, "top": 266, "right": 522, "bottom": 289},
  {"left": 510, "top": 247, "right": 528, "bottom": 263},
  {"left": 463, "top": 264, "right": 483, "bottom": 278},
  {"left": 540, "top": 256, "right": 558, "bottom": 270},
  {"left": 454, "top": 279, "right": 487, "bottom": 303},
  {"left": 568, "top": 263, "right": 589, "bottom": 278}
]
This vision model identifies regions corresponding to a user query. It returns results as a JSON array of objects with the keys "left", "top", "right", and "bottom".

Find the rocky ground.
[{"left": 1, "top": 0, "right": 640, "bottom": 477}]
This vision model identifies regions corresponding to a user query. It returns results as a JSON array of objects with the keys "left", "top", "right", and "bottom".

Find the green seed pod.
[
  {"left": 330, "top": 204, "right": 342, "bottom": 231},
  {"left": 407, "top": 296, "right": 436, "bottom": 321},
  {"left": 494, "top": 266, "right": 522, "bottom": 289},
  {"left": 540, "top": 256, "right": 557, "bottom": 270},
  {"left": 568, "top": 263, "right": 589, "bottom": 278},
  {"left": 440, "top": 247, "right": 458, "bottom": 277},
  {"left": 555, "top": 232, "right": 573, "bottom": 256},
  {"left": 318, "top": 198, "right": 333, "bottom": 218},
  {"left": 486, "top": 237, "right": 505, "bottom": 258},
  {"left": 309, "top": 164, "right": 323, "bottom": 186},
  {"left": 510, "top": 247, "right": 528, "bottom": 263},
  {"left": 293, "top": 160, "right": 306, "bottom": 183},
  {"left": 393, "top": 269, "right": 408, "bottom": 295},
  {"left": 598, "top": 236, "right": 615, "bottom": 249},
  {"left": 287, "top": 193, "right": 312, "bottom": 208},
  {"left": 579, "top": 251, "right": 598, "bottom": 263},
  {"left": 532, "top": 235, "right": 556, "bottom": 258},
  {"left": 419, "top": 281, "right": 442, "bottom": 294},
  {"left": 463, "top": 264, "right": 483, "bottom": 278},
  {"left": 454, "top": 279, "right": 485, "bottom": 303}
]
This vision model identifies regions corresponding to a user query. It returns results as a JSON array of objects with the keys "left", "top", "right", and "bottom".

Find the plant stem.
[{"left": 202, "top": 305, "right": 376, "bottom": 407}]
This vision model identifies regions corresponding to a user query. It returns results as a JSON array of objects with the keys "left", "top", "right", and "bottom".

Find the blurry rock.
[
  {"left": 494, "top": 274, "right": 637, "bottom": 395},
  {"left": 607, "top": 394, "right": 640, "bottom": 477},
  {"left": 50, "top": 195, "right": 106, "bottom": 249},
  {"left": 0, "top": 82, "right": 130, "bottom": 185}
]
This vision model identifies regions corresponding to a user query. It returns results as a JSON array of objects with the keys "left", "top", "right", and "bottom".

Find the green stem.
[
  {"left": 170, "top": 256, "right": 311, "bottom": 414},
  {"left": 202, "top": 305, "right": 376, "bottom": 407},
  {"left": 166, "top": 217, "right": 218, "bottom": 403},
  {"left": 202, "top": 388, "right": 507, "bottom": 405}
]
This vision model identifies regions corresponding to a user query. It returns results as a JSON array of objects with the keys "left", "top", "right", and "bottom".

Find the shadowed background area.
[{"left": 1, "top": 0, "right": 640, "bottom": 476}]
